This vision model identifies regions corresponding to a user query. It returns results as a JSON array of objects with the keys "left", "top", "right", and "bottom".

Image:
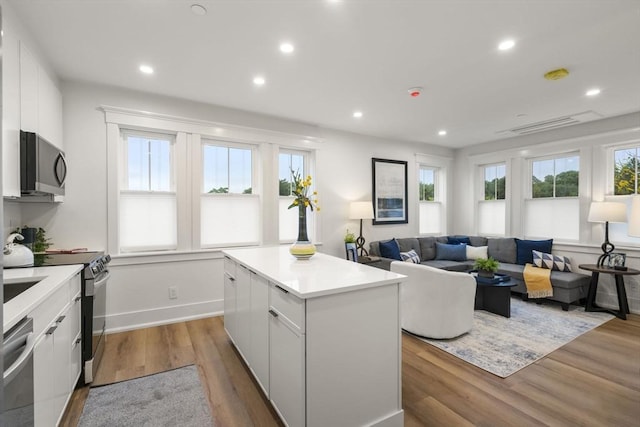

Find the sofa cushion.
[
  {"left": 532, "top": 250, "right": 572, "bottom": 272},
  {"left": 401, "top": 249, "right": 421, "bottom": 263},
  {"left": 448, "top": 235, "right": 471, "bottom": 245},
  {"left": 396, "top": 237, "right": 421, "bottom": 255},
  {"left": 435, "top": 242, "right": 467, "bottom": 261},
  {"left": 515, "top": 238, "right": 553, "bottom": 265},
  {"left": 418, "top": 237, "right": 437, "bottom": 261},
  {"left": 422, "top": 259, "right": 474, "bottom": 272},
  {"left": 487, "top": 238, "right": 517, "bottom": 264},
  {"left": 469, "top": 236, "right": 489, "bottom": 247},
  {"left": 379, "top": 239, "right": 402, "bottom": 260},
  {"left": 466, "top": 245, "right": 488, "bottom": 260}
]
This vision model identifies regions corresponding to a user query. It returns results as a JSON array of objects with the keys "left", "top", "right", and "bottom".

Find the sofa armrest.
[{"left": 367, "top": 256, "right": 395, "bottom": 271}]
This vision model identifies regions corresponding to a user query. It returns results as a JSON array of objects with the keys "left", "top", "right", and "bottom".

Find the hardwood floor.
[{"left": 61, "top": 313, "right": 640, "bottom": 426}]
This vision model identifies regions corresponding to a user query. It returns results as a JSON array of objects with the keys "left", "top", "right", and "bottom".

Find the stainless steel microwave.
[{"left": 20, "top": 130, "right": 67, "bottom": 196}]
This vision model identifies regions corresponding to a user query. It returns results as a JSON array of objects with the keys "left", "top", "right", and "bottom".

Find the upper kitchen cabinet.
[
  {"left": 2, "top": 20, "right": 22, "bottom": 198},
  {"left": 20, "top": 41, "right": 63, "bottom": 150}
]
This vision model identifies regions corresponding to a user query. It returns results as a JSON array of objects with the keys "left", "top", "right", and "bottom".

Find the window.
[
  {"left": 525, "top": 154, "right": 580, "bottom": 240},
  {"left": 613, "top": 146, "right": 639, "bottom": 195},
  {"left": 200, "top": 140, "right": 259, "bottom": 247},
  {"left": 119, "top": 131, "right": 177, "bottom": 252},
  {"left": 279, "top": 150, "right": 314, "bottom": 242},
  {"left": 418, "top": 166, "right": 441, "bottom": 234},
  {"left": 478, "top": 164, "right": 506, "bottom": 236},
  {"left": 532, "top": 155, "right": 579, "bottom": 198}
]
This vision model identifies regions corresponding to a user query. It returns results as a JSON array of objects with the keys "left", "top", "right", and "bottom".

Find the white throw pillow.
[
  {"left": 466, "top": 245, "right": 488, "bottom": 260},
  {"left": 400, "top": 249, "right": 421, "bottom": 264}
]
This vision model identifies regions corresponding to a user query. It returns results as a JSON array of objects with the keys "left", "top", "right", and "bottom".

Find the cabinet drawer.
[
  {"left": 30, "top": 282, "right": 70, "bottom": 338},
  {"left": 224, "top": 256, "right": 236, "bottom": 278},
  {"left": 270, "top": 283, "right": 305, "bottom": 332}
]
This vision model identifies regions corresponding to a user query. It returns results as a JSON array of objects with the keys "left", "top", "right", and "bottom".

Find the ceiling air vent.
[{"left": 497, "top": 111, "right": 603, "bottom": 136}]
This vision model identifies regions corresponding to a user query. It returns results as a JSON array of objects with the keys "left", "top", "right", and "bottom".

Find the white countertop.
[
  {"left": 3, "top": 264, "right": 83, "bottom": 332},
  {"left": 223, "top": 246, "right": 405, "bottom": 298}
]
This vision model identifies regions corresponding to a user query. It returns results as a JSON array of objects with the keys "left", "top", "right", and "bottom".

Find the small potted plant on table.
[{"left": 474, "top": 257, "right": 499, "bottom": 278}]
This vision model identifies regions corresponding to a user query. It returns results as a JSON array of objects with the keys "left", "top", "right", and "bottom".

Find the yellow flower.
[
  {"left": 304, "top": 200, "right": 310, "bottom": 207},
  {"left": 313, "top": 191, "right": 317, "bottom": 195},
  {"left": 292, "top": 199, "right": 299, "bottom": 205}
]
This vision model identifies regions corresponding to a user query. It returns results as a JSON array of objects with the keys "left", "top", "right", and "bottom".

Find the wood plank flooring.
[{"left": 61, "top": 313, "right": 640, "bottom": 426}]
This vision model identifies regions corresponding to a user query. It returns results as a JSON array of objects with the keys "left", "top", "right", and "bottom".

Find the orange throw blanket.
[{"left": 523, "top": 264, "right": 553, "bottom": 298}]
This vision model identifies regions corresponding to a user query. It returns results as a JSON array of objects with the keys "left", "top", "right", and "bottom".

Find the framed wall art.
[{"left": 372, "top": 158, "right": 408, "bottom": 225}]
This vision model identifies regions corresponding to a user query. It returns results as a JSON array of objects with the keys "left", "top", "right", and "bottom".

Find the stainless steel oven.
[
  {"left": 34, "top": 251, "right": 111, "bottom": 385},
  {"left": 2, "top": 317, "right": 35, "bottom": 427}
]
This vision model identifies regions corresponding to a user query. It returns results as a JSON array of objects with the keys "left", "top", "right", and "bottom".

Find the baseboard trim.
[{"left": 105, "top": 299, "right": 224, "bottom": 333}]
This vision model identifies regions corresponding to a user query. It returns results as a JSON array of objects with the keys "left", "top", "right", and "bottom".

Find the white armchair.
[{"left": 391, "top": 261, "right": 476, "bottom": 339}]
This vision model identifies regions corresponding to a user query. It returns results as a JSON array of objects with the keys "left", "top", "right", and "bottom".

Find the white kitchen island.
[{"left": 223, "top": 246, "right": 406, "bottom": 427}]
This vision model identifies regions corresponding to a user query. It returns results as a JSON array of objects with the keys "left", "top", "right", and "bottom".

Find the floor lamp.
[
  {"left": 349, "top": 201, "right": 374, "bottom": 257},
  {"left": 629, "top": 196, "right": 640, "bottom": 238},
  {"left": 588, "top": 201, "right": 627, "bottom": 267}
]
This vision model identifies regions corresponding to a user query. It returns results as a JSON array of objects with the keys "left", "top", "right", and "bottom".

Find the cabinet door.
[
  {"left": 52, "top": 306, "right": 72, "bottom": 424},
  {"left": 37, "top": 68, "right": 63, "bottom": 149},
  {"left": 3, "top": 26, "right": 21, "bottom": 197},
  {"left": 69, "top": 290, "right": 83, "bottom": 389},
  {"left": 235, "top": 265, "right": 251, "bottom": 358},
  {"left": 19, "top": 41, "right": 38, "bottom": 133},
  {"left": 33, "top": 333, "right": 55, "bottom": 427},
  {"left": 249, "top": 273, "right": 269, "bottom": 394},
  {"left": 269, "top": 314, "right": 305, "bottom": 427},
  {"left": 223, "top": 271, "right": 238, "bottom": 341}
]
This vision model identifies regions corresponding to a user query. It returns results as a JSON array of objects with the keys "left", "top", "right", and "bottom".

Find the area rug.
[
  {"left": 78, "top": 365, "right": 213, "bottom": 427},
  {"left": 417, "top": 298, "right": 614, "bottom": 378}
]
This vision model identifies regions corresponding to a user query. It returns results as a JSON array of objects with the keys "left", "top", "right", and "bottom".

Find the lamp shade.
[
  {"left": 349, "top": 201, "right": 374, "bottom": 220},
  {"left": 629, "top": 196, "right": 640, "bottom": 237},
  {"left": 587, "top": 202, "right": 627, "bottom": 223}
]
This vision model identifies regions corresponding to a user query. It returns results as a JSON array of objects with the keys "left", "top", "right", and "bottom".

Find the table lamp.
[
  {"left": 628, "top": 196, "right": 640, "bottom": 237},
  {"left": 588, "top": 201, "right": 627, "bottom": 267},
  {"left": 349, "top": 201, "right": 374, "bottom": 257}
]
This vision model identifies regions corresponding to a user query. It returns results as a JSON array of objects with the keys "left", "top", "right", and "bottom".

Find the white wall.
[
  {"left": 15, "top": 81, "right": 452, "bottom": 332},
  {"left": 452, "top": 112, "right": 640, "bottom": 314}
]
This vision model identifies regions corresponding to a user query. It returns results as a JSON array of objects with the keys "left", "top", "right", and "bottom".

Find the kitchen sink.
[{"left": 3, "top": 280, "right": 42, "bottom": 303}]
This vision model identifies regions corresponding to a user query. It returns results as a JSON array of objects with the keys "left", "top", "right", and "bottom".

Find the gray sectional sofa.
[{"left": 368, "top": 236, "right": 591, "bottom": 311}]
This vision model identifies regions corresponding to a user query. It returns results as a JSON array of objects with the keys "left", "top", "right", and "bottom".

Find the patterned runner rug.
[
  {"left": 417, "top": 297, "right": 614, "bottom": 377},
  {"left": 78, "top": 365, "right": 213, "bottom": 426}
]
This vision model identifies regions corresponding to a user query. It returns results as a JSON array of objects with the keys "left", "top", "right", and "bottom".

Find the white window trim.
[{"left": 417, "top": 161, "right": 445, "bottom": 235}]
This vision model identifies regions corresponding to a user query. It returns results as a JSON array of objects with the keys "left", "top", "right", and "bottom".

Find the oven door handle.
[
  {"left": 86, "top": 270, "right": 110, "bottom": 296},
  {"left": 3, "top": 333, "right": 35, "bottom": 384}
]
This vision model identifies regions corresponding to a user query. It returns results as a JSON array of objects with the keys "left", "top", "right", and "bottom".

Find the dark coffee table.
[{"left": 471, "top": 272, "right": 516, "bottom": 318}]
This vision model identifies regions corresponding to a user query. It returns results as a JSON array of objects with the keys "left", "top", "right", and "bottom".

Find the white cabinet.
[
  {"left": 223, "top": 258, "right": 238, "bottom": 341},
  {"left": 2, "top": 21, "right": 22, "bottom": 197},
  {"left": 20, "top": 41, "right": 63, "bottom": 149},
  {"left": 31, "top": 273, "right": 81, "bottom": 427},
  {"left": 223, "top": 248, "right": 404, "bottom": 427}
]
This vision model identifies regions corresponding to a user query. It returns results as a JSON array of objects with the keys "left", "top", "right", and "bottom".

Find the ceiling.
[{"left": 8, "top": 0, "right": 640, "bottom": 148}]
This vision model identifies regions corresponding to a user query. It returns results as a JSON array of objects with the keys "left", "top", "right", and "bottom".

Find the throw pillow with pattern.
[
  {"left": 532, "top": 250, "right": 572, "bottom": 272},
  {"left": 400, "top": 249, "right": 421, "bottom": 264}
]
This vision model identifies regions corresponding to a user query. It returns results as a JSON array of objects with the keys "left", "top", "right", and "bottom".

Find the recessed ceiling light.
[
  {"left": 498, "top": 39, "right": 515, "bottom": 51},
  {"left": 280, "top": 43, "right": 295, "bottom": 54},
  {"left": 139, "top": 64, "right": 154, "bottom": 75},
  {"left": 438, "top": 130, "right": 447, "bottom": 136},
  {"left": 586, "top": 88, "right": 601, "bottom": 96},
  {"left": 253, "top": 76, "right": 266, "bottom": 86},
  {"left": 190, "top": 4, "right": 207, "bottom": 16},
  {"left": 353, "top": 111, "right": 363, "bottom": 118}
]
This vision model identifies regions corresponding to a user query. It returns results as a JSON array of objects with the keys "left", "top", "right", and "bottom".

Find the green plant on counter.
[
  {"left": 344, "top": 229, "right": 356, "bottom": 243},
  {"left": 473, "top": 257, "right": 499, "bottom": 273}
]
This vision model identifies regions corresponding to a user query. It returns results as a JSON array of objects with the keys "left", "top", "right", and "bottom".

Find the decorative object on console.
[
  {"left": 588, "top": 201, "right": 627, "bottom": 267},
  {"left": 349, "top": 201, "right": 374, "bottom": 256},
  {"left": 372, "top": 158, "right": 408, "bottom": 225},
  {"left": 473, "top": 257, "right": 499, "bottom": 278},
  {"left": 607, "top": 252, "right": 626, "bottom": 269},
  {"left": 288, "top": 169, "right": 319, "bottom": 260},
  {"left": 629, "top": 195, "right": 640, "bottom": 237}
]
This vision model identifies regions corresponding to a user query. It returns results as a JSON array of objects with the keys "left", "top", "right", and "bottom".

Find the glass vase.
[{"left": 290, "top": 204, "right": 316, "bottom": 260}]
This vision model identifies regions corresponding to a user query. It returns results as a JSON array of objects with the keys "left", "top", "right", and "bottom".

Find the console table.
[
  {"left": 579, "top": 264, "right": 639, "bottom": 320},
  {"left": 223, "top": 246, "right": 405, "bottom": 427}
]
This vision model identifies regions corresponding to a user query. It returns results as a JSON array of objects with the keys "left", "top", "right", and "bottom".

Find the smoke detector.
[{"left": 408, "top": 87, "right": 423, "bottom": 97}]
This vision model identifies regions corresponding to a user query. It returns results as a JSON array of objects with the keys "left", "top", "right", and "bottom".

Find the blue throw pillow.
[
  {"left": 515, "top": 238, "right": 553, "bottom": 265},
  {"left": 379, "top": 239, "right": 402, "bottom": 260},
  {"left": 448, "top": 236, "right": 471, "bottom": 245},
  {"left": 435, "top": 242, "right": 467, "bottom": 261}
]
